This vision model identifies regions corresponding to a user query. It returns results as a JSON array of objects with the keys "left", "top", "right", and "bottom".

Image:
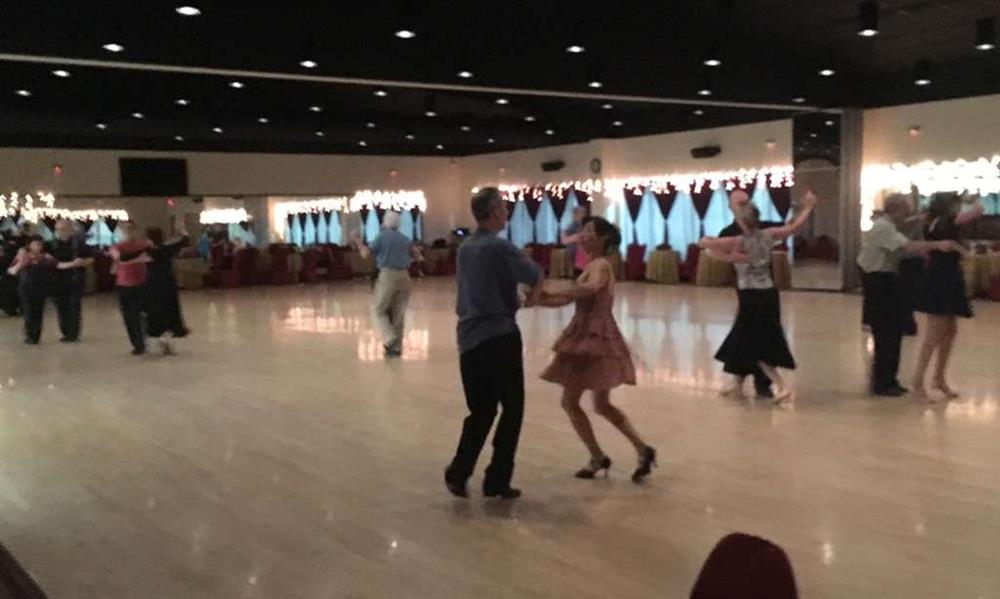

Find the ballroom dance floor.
[{"left": 0, "top": 279, "right": 998, "bottom": 598}]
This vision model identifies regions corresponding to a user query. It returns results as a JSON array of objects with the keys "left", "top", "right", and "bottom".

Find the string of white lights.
[
  {"left": 1, "top": 192, "right": 129, "bottom": 223},
  {"left": 199, "top": 208, "right": 252, "bottom": 224},
  {"left": 348, "top": 190, "right": 427, "bottom": 213}
]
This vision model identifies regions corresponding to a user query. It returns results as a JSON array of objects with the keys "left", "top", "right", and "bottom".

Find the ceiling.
[{"left": 0, "top": 0, "right": 997, "bottom": 156}]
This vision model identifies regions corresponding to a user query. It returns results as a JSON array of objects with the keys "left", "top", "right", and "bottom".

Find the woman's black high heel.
[
  {"left": 631, "top": 446, "right": 657, "bottom": 483},
  {"left": 575, "top": 456, "right": 612, "bottom": 479}
]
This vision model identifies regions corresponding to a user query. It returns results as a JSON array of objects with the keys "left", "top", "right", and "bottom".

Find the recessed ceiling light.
[
  {"left": 366, "top": 121, "right": 377, "bottom": 128},
  {"left": 601, "top": 103, "right": 613, "bottom": 110},
  {"left": 95, "top": 122, "right": 108, "bottom": 130},
  {"left": 52, "top": 69, "right": 71, "bottom": 78},
  {"left": 825, "top": 120, "right": 835, "bottom": 126},
  {"left": 174, "top": 135, "right": 185, "bottom": 142},
  {"left": 914, "top": 78, "right": 932, "bottom": 86},
  {"left": 977, "top": 42, "right": 996, "bottom": 51},
  {"left": 566, "top": 44, "right": 585, "bottom": 54},
  {"left": 212, "top": 127, "right": 223, "bottom": 134},
  {"left": 405, "top": 133, "right": 416, "bottom": 141},
  {"left": 914, "top": 58, "right": 932, "bottom": 86},
  {"left": 299, "top": 60, "right": 318, "bottom": 69},
  {"left": 704, "top": 58, "right": 722, "bottom": 67},
  {"left": 858, "top": 29, "right": 878, "bottom": 37},
  {"left": 487, "top": 137, "right": 496, "bottom": 144},
  {"left": 613, "top": 120, "right": 624, "bottom": 127},
  {"left": 424, "top": 109, "right": 437, "bottom": 117},
  {"left": 698, "top": 88, "right": 713, "bottom": 96},
  {"left": 818, "top": 68, "right": 836, "bottom": 77},
  {"left": 976, "top": 17, "right": 996, "bottom": 51},
  {"left": 358, "top": 140, "right": 368, "bottom": 147},
  {"left": 545, "top": 129, "right": 555, "bottom": 135},
  {"left": 315, "top": 131, "right": 325, "bottom": 137},
  {"left": 857, "top": 0, "right": 879, "bottom": 37},
  {"left": 374, "top": 89, "right": 388, "bottom": 97},
  {"left": 435, "top": 144, "right": 445, "bottom": 150},
  {"left": 395, "top": 29, "right": 416, "bottom": 39},
  {"left": 257, "top": 117, "right": 269, "bottom": 124},
  {"left": 175, "top": 98, "right": 190, "bottom": 106},
  {"left": 694, "top": 109, "right": 705, "bottom": 116},
  {"left": 495, "top": 98, "right": 509, "bottom": 105},
  {"left": 103, "top": 43, "right": 125, "bottom": 53},
  {"left": 309, "top": 105, "right": 323, "bottom": 113},
  {"left": 176, "top": 6, "right": 201, "bottom": 16},
  {"left": 15, "top": 89, "right": 31, "bottom": 97},
  {"left": 524, "top": 115, "right": 536, "bottom": 122},
  {"left": 810, "top": 133, "right": 818, "bottom": 138},
  {"left": 460, "top": 125, "right": 471, "bottom": 132},
  {"left": 457, "top": 70, "right": 473, "bottom": 79},
  {"left": 792, "top": 96, "right": 806, "bottom": 103},
  {"left": 131, "top": 112, "right": 145, "bottom": 119},
  {"left": 229, "top": 81, "right": 245, "bottom": 89},
  {"left": 588, "top": 80, "right": 603, "bottom": 89}
]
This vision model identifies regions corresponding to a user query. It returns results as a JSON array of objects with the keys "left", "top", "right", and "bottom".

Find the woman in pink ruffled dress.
[{"left": 534, "top": 217, "right": 657, "bottom": 483}]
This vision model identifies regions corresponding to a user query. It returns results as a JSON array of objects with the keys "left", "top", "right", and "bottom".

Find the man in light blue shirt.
[
  {"left": 445, "top": 187, "right": 544, "bottom": 500},
  {"left": 353, "top": 212, "right": 416, "bottom": 358}
]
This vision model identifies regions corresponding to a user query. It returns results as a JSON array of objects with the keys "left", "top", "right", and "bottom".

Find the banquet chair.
[
  {"left": 220, "top": 247, "right": 258, "bottom": 288},
  {"left": 530, "top": 244, "right": 554, "bottom": 274},
  {"left": 624, "top": 244, "right": 646, "bottom": 281},
  {"left": 92, "top": 252, "right": 116, "bottom": 292},
  {"left": 690, "top": 533, "right": 799, "bottom": 599},
  {"left": 678, "top": 243, "right": 701, "bottom": 282},
  {"left": 267, "top": 245, "right": 294, "bottom": 286},
  {"left": 298, "top": 247, "right": 326, "bottom": 284},
  {"left": 325, "top": 245, "right": 353, "bottom": 281}
]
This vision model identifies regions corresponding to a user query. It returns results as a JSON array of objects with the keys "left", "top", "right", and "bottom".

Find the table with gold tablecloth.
[
  {"left": 695, "top": 253, "right": 736, "bottom": 287},
  {"left": 175, "top": 258, "right": 209, "bottom": 290},
  {"left": 963, "top": 252, "right": 1000, "bottom": 297},
  {"left": 422, "top": 248, "right": 451, "bottom": 275},
  {"left": 288, "top": 252, "right": 303, "bottom": 283},
  {"left": 771, "top": 252, "right": 791, "bottom": 291},
  {"left": 348, "top": 249, "right": 376, "bottom": 275},
  {"left": 549, "top": 248, "right": 574, "bottom": 279},
  {"left": 645, "top": 250, "right": 680, "bottom": 285}
]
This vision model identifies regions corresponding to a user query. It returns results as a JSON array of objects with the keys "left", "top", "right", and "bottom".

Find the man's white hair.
[{"left": 383, "top": 211, "right": 402, "bottom": 230}]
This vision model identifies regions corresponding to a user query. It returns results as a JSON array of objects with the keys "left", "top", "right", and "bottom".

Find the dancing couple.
[{"left": 444, "top": 188, "right": 654, "bottom": 500}]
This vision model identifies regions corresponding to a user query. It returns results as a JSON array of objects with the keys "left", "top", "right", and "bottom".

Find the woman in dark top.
[
  {"left": 912, "top": 193, "right": 981, "bottom": 399},
  {"left": 144, "top": 227, "right": 190, "bottom": 355},
  {"left": 6, "top": 235, "right": 57, "bottom": 344}
]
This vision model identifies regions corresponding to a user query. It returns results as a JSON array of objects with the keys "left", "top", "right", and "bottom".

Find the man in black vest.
[
  {"left": 49, "top": 220, "right": 94, "bottom": 342},
  {"left": 717, "top": 190, "right": 785, "bottom": 399}
]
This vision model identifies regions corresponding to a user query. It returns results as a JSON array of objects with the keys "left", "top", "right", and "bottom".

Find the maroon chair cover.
[
  {"left": 531, "top": 244, "right": 554, "bottom": 274},
  {"left": 268, "top": 245, "right": 293, "bottom": 285},
  {"left": 690, "top": 533, "right": 798, "bottom": 599},
  {"left": 625, "top": 244, "right": 646, "bottom": 281},
  {"left": 678, "top": 243, "right": 701, "bottom": 282},
  {"left": 990, "top": 274, "right": 1000, "bottom": 302},
  {"left": 325, "top": 246, "right": 353, "bottom": 281},
  {"left": 299, "top": 247, "right": 326, "bottom": 283},
  {"left": 93, "top": 252, "right": 115, "bottom": 292},
  {"left": 221, "top": 248, "right": 258, "bottom": 288}
]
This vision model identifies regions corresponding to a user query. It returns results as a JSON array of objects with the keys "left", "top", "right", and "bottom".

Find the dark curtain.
[
  {"left": 549, "top": 189, "right": 568, "bottom": 220},
  {"left": 240, "top": 221, "right": 252, "bottom": 231},
  {"left": 375, "top": 207, "right": 387, "bottom": 223},
  {"left": 106, "top": 217, "right": 119, "bottom": 231},
  {"left": 691, "top": 185, "right": 714, "bottom": 220},
  {"left": 41, "top": 216, "right": 57, "bottom": 230},
  {"left": 287, "top": 213, "right": 295, "bottom": 230},
  {"left": 653, "top": 186, "right": 678, "bottom": 219},
  {"left": 624, "top": 186, "right": 644, "bottom": 221},
  {"left": 359, "top": 207, "right": 370, "bottom": 225},
  {"left": 504, "top": 195, "right": 516, "bottom": 219},
  {"left": 310, "top": 212, "right": 320, "bottom": 226},
  {"left": 769, "top": 177, "right": 793, "bottom": 218},
  {"left": 523, "top": 189, "right": 542, "bottom": 220}
]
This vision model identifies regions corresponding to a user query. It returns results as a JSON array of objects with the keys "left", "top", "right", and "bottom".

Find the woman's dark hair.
[
  {"left": 582, "top": 216, "right": 621, "bottom": 255},
  {"left": 27, "top": 234, "right": 44, "bottom": 245},
  {"left": 146, "top": 227, "right": 164, "bottom": 246},
  {"left": 927, "top": 192, "right": 960, "bottom": 220}
]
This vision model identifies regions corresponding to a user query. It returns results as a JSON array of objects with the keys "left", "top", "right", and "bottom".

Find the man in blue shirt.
[
  {"left": 352, "top": 212, "right": 416, "bottom": 358},
  {"left": 445, "top": 188, "right": 544, "bottom": 500}
]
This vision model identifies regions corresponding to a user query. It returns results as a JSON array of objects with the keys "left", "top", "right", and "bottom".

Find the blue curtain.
[
  {"left": 327, "top": 213, "right": 342, "bottom": 245},
  {"left": 667, "top": 192, "right": 699, "bottom": 261},
  {"left": 86, "top": 220, "right": 115, "bottom": 246},
  {"left": 509, "top": 201, "right": 532, "bottom": 248},
  {"left": 559, "top": 191, "right": 580, "bottom": 233},
  {"left": 977, "top": 193, "right": 999, "bottom": 215},
  {"left": 303, "top": 215, "right": 317, "bottom": 246},
  {"left": 0, "top": 218, "right": 17, "bottom": 234},
  {"left": 113, "top": 226, "right": 127, "bottom": 244},
  {"left": 399, "top": 210, "right": 415, "bottom": 240},
  {"left": 752, "top": 186, "right": 783, "bottom": 223},
  {"left": 634, "top": 190, "right": 666, "bottom": 260},
  {"left": 364, "top": 210, "right": 380, "bottom": 243},
  {"left": 702, "top": 189, "right": 733, "bottom": 238},
  {"left": 534, "top": 195, "right": 558, "bottom": 244},
  {"left": 617, "top": 200, "right": 634, "bottom": 257},
  {"left": 316, "top": 212, "right": 329, "bottom": 244},
  {"left": 290, "top": 216, "right": 303, "bottom": 247},
  {"left": 36, "top": 223, "right": 54, "bottom": 241}
]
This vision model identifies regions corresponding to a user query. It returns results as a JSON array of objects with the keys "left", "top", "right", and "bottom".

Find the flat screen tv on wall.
[{"left": 119, "top": 158, "right": 189, "bottom": 196}]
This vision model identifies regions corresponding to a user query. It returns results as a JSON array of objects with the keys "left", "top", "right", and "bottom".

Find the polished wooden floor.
[{"left": 1, "top": 280, "right": 998, "bottom": 599}]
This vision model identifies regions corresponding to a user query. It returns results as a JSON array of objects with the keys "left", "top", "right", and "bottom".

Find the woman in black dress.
[
  {"left": 6, "top": 235, "right": 57, "bottom": 344},
  {"left": 912, "top": 193, "right": 981, "bottom": 399},
  {"left": 144, "top": 227, "right": 190, "bottom": 355}
]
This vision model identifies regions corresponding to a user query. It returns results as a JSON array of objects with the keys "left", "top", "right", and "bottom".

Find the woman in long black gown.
[
  {"left": 144, "top": 227, "right": 190, "bottom": 355},
  {"left": 912, "top": 193, "right": 981, "bottom": 399}
]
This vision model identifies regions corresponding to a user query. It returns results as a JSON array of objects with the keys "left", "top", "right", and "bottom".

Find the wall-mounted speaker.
[
  {"left": 691, "top": 145, "right": 722, "bottom": 159},
  {"left": 541, "top": 160, "right": 565, "bottom": 172}
]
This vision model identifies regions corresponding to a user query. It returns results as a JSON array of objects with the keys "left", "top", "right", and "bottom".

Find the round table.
[
  {"left": 964, "top": 252, "right": 1000, "bottom": 297},
  {"left": 645, "top": 250, "right": 680, "bottom": 285},
  {"left": 695, "top": 253, "right": 736, "bottom": 287},
  {"left": 548, "top": 248, "right": 574, "bottom": 279},
  {"left": 175, "top": 258, "right": 209, "bottom": 290},
  {"left": 422, "top": 248, "right": 452, "bottom": 275},
  {"left": 348, "top": 249, "right": 375, "bottom": 275}
]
